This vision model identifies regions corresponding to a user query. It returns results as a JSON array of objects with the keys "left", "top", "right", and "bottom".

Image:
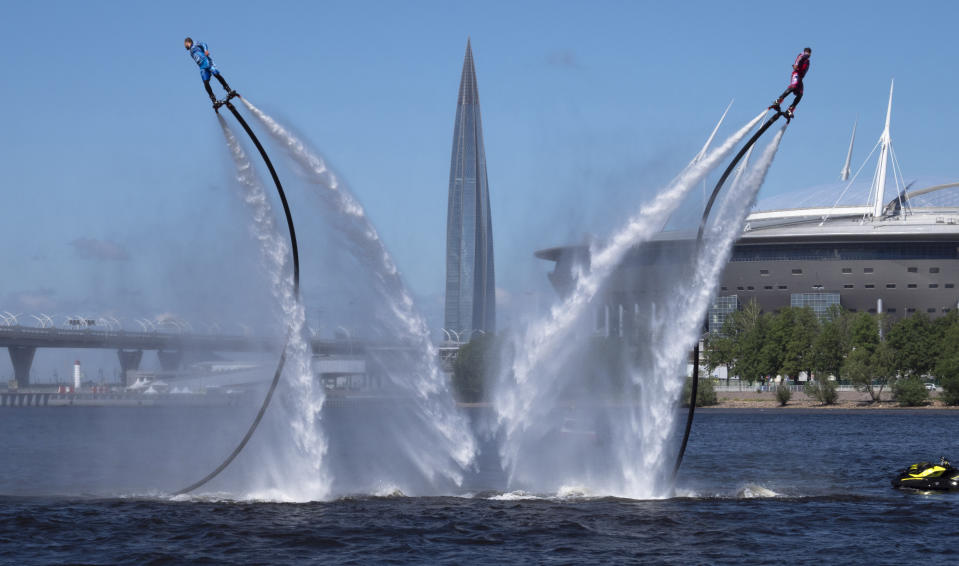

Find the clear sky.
[{"left": 2, "top": 0, "right": 958, "bottom": 358}]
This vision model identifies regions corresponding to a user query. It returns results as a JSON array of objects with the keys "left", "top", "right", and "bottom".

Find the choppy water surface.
[{"left": 2, "top": 409, "right": 959, "bottom": 564}]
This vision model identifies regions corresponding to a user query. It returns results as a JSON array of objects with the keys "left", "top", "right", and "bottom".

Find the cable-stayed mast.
[
  {"left": 840, "top": 119, "right": 857, "bottom": 181},
  {"left": 871, "top": 80, "right": 894, "bottom": 218}
]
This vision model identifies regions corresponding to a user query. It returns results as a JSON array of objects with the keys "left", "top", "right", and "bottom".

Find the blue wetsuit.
[
  {"left": 187, "top": 40, "right": 233, "bottom": 103},
  {"left": 189, "top": 42, "right": 220, "bottom": 82}
]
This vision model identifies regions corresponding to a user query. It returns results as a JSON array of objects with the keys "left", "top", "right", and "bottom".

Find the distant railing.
[
  {"left": 709, "top": 382, "right": 863, "bottom": 393},
  {"left": 0, "top": 325, "right": 414, "bottom": 355}
]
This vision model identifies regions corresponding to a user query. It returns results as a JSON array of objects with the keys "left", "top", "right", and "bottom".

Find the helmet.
[{"left": 184, "top": 37, "right": 193, "bottom": 49}]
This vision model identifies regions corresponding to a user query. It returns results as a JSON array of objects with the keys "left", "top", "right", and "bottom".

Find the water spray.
[
  {"left": 175, "top": 99, "right": 300, "bottom": 495},
  {"left": 494, "top": 111, "right": 767, "bottom": 495},
  {"left": 239, "top": 98, "right": 477, "bottom": 492},
  {"left": 672, "top": 110, "right": 788, "bottom": 480}
]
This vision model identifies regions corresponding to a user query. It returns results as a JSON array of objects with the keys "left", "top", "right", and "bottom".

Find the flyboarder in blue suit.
[{"left": 184, "top": 37, "right": 238, "bottom": 109}]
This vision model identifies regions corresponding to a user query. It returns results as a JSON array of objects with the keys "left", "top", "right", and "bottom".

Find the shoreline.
[
  {"left": 456, "top": 391, "right": 959, "bottom": 411},
  {"left": 707, "top": 389, "right": 958, "bottom": 410},
  {"left": 701, "top": 401, "right": 959, "bottom": 411},
  {"left": 699, "top": 406, "right": 959, "bottom": 414}
]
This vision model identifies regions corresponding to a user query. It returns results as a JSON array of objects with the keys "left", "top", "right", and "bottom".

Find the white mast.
[
  {"left": 694, "top": 100, "right": 733, "bottom": 204},
  {"left": 692, "top": 100, "right": 734, "bottom": 167},
  {"left": 840, "top": 119, "right": 857, "bottom": 181},
  {"left": 872, "top": 80, "right": 894, "bottom": 218}
]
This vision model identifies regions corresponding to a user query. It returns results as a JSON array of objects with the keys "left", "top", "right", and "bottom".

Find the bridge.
[{"left": 0, "top": 325, "right": 386, "bottom": 388}]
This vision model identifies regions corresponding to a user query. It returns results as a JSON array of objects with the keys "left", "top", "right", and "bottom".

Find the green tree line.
[{"left": 705, "top": 302, "right": 959, "bottom": 406}]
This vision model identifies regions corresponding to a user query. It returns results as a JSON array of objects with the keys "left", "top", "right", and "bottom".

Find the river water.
[{"left": 1, "top": 407, "right": 957, "bottom": 564}]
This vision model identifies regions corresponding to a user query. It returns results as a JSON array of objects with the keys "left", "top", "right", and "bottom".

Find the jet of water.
[
  {"left": 616, "top": 126, "right": 787, "bottom": 498},
  {"left": 218, "top": 118, "right": 329, "bottom": 501},
  {"left": 493, "top": 111, "right": 768, "bottom": 490},
  {"left": 239, "top": 100, "right": 477, "bottom": 494}
]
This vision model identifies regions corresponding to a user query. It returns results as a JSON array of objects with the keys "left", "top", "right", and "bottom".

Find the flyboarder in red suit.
[{"left": 771, "top": 47, "right": 811, "bottom": 119}]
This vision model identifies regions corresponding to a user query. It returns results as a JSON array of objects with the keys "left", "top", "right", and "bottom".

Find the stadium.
[{"left": 536, "top": 86, "right": 959, "bottom": 335}]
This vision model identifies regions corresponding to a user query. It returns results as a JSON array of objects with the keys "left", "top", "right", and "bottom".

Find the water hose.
[
  {"left": 175, "top": 100, "right": 300, "bottom": 495},
  {"left": 672, "top": 110, "right": 785, "bottom": 479}
]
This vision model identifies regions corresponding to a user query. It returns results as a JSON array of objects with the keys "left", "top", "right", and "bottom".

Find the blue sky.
[{"left": 2, "top": 0, "right": 958, "bottom": 354}]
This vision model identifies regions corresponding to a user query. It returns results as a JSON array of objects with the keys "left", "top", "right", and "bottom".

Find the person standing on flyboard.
[
  {"left": 770, "top": 47, "right": 811, "bottom": 119},
  {"left": 184, "top": 37, "right": 239, "bottom": 111}
]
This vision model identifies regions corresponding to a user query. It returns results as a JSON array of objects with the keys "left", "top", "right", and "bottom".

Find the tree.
[
  {"left": 810, "top": 313, "right": 847, "bottom": 381},
  {"left": 451, "top": 333, "right": 498, "bottom": 402},
  {"left": 804, "top": 377, "right": 838, "bottom": 405},
  {"left": 933, "top": 312, "right": 959, "bottom": 372},
  {"left": 681, "top": 377, "right": 718, "bottom": 407},
  {"left": 760, "top": 310, "right": 789, "bottom": 382},
  {"left": 892, "top": 376, "right": 930, "bottom": 407},
  {"left": 887, "top": 312, "right": 936, "bottom": 378},
  {"left": 779, "top": 307, "right": 820, "bottom": 381},
  {"left": 757, "top": 307, "right": 821, "bottom": 384},
  {"left": 703, "top": 332, "right": 734, "bottom": 383},
  {"left": 871, "top": 341, "right": 898, "bottom": 400},
  {"left": 935, "top": 351, "right": 959, "bottom": 406},
  {"left": 848, "top": 312, "right": 880, "bottom": 353},
  {"left": 776, "top": 383, "right": 792, "bottom": 406},
  {"left": 707, "top": 299, "right": 770, "bottom": 386},
  {"left": 842, "top": 348, "right": 872, "bottom": 399},
  {"left": 843, "top": 341, "right": 895, "bottom": 403},
  {"left": 933, "top": 309, "right": 959, "bottom": 339},
  {"left": 736, "top": 306, "right": 773, "bottom": 385}
]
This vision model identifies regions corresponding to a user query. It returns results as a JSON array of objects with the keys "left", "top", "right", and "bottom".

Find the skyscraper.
[{"left": 445, "top": 39, "right": 495, "bottom": 338}]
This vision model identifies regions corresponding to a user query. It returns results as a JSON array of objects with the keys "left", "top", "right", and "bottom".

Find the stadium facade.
[{"left": 536, "top": 84, "right": 959, "bottom": 335}]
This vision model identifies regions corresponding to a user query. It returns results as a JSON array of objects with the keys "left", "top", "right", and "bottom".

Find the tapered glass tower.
[{"left": 445, "top": 39, "right": 495, "bottom": 338}]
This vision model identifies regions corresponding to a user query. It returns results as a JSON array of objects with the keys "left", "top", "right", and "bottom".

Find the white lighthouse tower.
[{"left": 73, "top": 360, "right": 82, "bottom": 391}]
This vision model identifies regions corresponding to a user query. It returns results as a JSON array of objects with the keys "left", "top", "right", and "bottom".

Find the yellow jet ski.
[{"left": 892, "top": 457, "right": 959, "bottom": 491}]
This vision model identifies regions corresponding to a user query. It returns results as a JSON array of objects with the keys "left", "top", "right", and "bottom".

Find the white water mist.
[
  {"left": 491, "top": 111, "right": 787, "bottom": 499},
  {"left": 218, "top": 118, "right": 329, "bottom": 501},
  {"left": 615, "top": 126, "right": 787, "bottom": 498},
  {"left": 494, "top": 112, "right": 767, "bottom": 490},
  {"left": 240, "top": 100, "right": 476, "bottom": 494}
]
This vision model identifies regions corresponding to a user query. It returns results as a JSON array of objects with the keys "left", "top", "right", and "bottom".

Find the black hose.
[
  {"left": 175, "top": 100, "right": 300, "bottom": 495},
  {"left": 672, "top": 110, "right": 783, "bottom": 479}
]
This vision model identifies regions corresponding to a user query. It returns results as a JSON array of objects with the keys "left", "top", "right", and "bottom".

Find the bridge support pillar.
[
  {"left": 9, "top": 346, "right": 36, "bottom": 389},
  {"left": 117, "top": 349, "right": 143, "bottom": 386},
  {"left": 157, "top": 350, "right": 183, "bottom": 372}
]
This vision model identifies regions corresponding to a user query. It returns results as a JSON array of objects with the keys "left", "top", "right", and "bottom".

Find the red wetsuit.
[
  {"left": 777, "top": 51, "right": 811, "bottom": 112},
  {"left": 790, "top": 52, "right": 810, "bottom": 94}
]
